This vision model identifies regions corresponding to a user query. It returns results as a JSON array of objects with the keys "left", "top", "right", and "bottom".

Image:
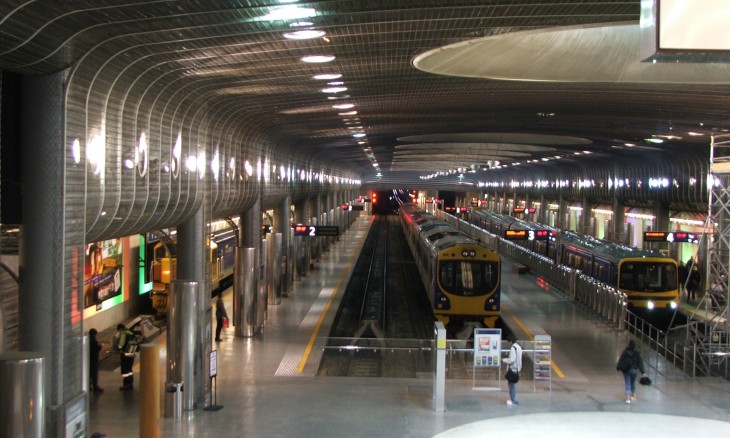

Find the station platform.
[{"left": 88, "top": 214, "right": 730, "bottom": 437}]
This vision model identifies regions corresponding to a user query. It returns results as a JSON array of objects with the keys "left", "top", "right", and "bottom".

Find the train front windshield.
[
  {"left": 618, "top": 261, "right": 677, "bottom": 292},
  {"left": 439, "top": 261, "right": 499, "bottom": 296}
]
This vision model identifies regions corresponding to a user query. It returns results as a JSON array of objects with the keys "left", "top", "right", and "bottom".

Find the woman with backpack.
[{"left": 616, "top": 339, "right": 647, "bottom": 404}]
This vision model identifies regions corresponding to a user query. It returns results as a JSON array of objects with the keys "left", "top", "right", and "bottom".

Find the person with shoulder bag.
[
  {"left": 502, "top": 334, "right": 523, "bottom": 405},
  {"left": 616, "top": 339, "right": 647, "bottom": 404}
]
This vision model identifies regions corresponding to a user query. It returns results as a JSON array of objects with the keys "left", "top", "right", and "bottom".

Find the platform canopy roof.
[{"left": 1, "top": 1, "right": 727, "bottom": 188}]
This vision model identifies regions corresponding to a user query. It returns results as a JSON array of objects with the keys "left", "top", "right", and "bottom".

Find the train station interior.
[{"left": 1, "top": 1, "right": 729, "bottom": 437}]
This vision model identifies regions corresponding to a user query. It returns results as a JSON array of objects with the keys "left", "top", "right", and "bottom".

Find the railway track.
[{"left": 318, "top": 216, "right": 435, "bottom": 378}]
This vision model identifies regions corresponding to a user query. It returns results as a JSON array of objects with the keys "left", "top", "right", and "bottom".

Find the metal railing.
[{"left": 315, "top": 337, "right": 548, "bottom": 386}]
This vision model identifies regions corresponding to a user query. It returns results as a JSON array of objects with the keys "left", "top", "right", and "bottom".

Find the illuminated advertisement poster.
[
  {"left": 474, "top": 328, "right": 501, "bottom": 368},
  {"left": 84, "top": 239, "right": 123, "bottom": 308}
]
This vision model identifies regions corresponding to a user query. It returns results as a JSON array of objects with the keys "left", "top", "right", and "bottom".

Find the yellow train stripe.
[
  {"left": 297, "top": 219, "right": 371, "bottom": 373},
  {"left": 502, "top": 304, "right": 566, "bottom": 379}
]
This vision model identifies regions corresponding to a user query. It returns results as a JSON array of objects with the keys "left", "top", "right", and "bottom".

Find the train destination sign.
[
  {"left": 643, "top": 231, "right": 699, "bottom": 243},
  {"left": 504, "top": 230, "right": 528, "bottom": 240}
]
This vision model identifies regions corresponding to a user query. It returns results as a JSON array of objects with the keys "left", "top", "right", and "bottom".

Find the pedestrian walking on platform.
[
  {"left": 89, "top": 328, "right": 103, "bottom": 393},
  {"left": 616, "top": 339, "right": 647, "bottom": 404},
  {"left": 502, "top": 334, "right": 522, "bottom": 405},
  {"left": 687, "top": 260, "right": 700, "bottom": 302},
  {"left": 215, "top": 295, "right": 228, "bottom": 342}
]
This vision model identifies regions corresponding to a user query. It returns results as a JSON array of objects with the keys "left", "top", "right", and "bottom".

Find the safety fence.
[{"left": 315, "top": 337, "right": 549, "bottom": 389}]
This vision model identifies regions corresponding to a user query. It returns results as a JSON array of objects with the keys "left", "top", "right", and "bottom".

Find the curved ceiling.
[
  {"left": 0, "top": 1, "right": 724, "bottom": 188},
  {"left": 413, "top": 22, "right": 730, "bottom": 84}
]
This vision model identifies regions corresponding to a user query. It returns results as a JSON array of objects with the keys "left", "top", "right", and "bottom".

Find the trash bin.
[{"left": 164, "top": 382, "right": 183, "bottom": 418}]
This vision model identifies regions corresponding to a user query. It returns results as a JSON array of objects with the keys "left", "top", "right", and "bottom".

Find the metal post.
[
  {"left": 140, "top": 344, "right": 161, "bottom": 437},
  {"left": 433, "top": 322, "right": 446, "bottom": 412},
  {"left": 0, "top": 352, "right": 44, "bottom": 437},
  {"left": 234, "top": 247, "right": 256, "bottom": 337}
]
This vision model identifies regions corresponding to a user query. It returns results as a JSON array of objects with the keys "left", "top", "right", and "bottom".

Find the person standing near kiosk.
[{"left": 503, "top": 334, "right": 523, "bottom": 405}]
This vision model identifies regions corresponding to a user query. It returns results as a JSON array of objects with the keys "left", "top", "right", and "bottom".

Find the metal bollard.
[{"left": 164, "top": 382, "right": 183, "bottom": 418}]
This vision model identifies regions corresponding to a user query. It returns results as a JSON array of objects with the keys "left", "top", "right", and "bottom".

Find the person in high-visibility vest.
[{"left": 116, "top": 323, "right": 136, "bottom": 391}]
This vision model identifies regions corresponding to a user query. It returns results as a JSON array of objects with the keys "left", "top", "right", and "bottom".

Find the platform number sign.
[{"left": 292, "top": 224, "right": 316, "bottom": 236}]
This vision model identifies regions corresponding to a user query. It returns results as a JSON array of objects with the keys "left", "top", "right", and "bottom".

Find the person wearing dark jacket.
[
  {"left": 215, "top": 296, "right": 228, "bottom": 342},
  {"left": 89, "top": 328, "right": 103, "bottom": 393},
  {"left": 616, "top": 339, "right": 646, "bottom": 404}
]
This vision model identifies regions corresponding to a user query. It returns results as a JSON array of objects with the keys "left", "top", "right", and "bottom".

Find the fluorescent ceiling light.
[
  {"left": 332, "top": 103, "right": 354, "bottom": 109},
  {"left": 338, "top": 111, "right": 357, "bottom": 115},
  {"left": 290, "top": 21, "right": 314, "bottom": 27},
  {"left": 284, "top": 29, "right": 326, "bottom": 39},
  {"left": 645, "top": 138, "right": 664, "bottom": 144},
  {"left": 353, "top": 133, "right": 366, "bottom": 138},
  {"left": 301, "top": 55, "right": 335, "bottom": 63},
  {"left": 260, "top": 6, "right": 316, "bottom": 21},
  {"left": 321, "top": 87, "right": 347, "bottom": 93},
  {"left": 313, "top": 73, "right": 341, "bottom": 80}
]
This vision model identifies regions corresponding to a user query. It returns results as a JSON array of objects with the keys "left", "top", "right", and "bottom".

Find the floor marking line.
[
  {"left": 502, "top": 303, "right": 566, "bottom": 379},
  {"left": 296, "top": 217, "right": 372, "bottom": 373}
]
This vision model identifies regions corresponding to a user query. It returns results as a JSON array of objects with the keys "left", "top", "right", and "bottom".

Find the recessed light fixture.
[
  {"left": 260, "top": 6, "right": 316, "bottom": 21},
  {"left": 321, "top": 87, "right": 347, "bottom": 93},
  {"left": 301, "top": 55, "right": 335, "bottom": 63},
  {"left": 313, "top": 73, "right": 341, "bottom": 80},
  {"left": 284, "top": 29, "right": 326, "bottom": 39}
]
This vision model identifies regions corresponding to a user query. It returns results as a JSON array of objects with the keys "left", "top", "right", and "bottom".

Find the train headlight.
[
  {"left": 647, "top": 301, "right": 655, "bottom": 310},
  {"left": 670, "top": 301, "right": 677, "bottom": 309}
]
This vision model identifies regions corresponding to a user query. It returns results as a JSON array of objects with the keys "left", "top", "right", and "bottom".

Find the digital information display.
[
  {"left": 643, "top": 231, "right": 699, "bottom": 243},
  {"left": 504, "top": 230, "right": 528, "bottom": 240},
  {"left": 505, "top": 229, "right": 553, "bottom": 241},
  {"left": 512, "top": 207, "right": 537, "bottom": 214},
  {"left": 292, "top": 225, "right": 340, "bottom": 237}
]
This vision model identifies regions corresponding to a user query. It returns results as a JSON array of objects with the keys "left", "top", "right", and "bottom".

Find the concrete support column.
[
  {"left": 581, "top": 196, "right": 594, "bottom": 236},
  {"left": 558, "top": 194, "right": 568, "bottom": 230},
  {"left": 311, "top": 195, "right": 322, "bottom": 260},
  {"left": 539, "top": 194, "right": 546, "bottom": 224},
  {"left": 20, "top": 71, "right": 79, "bottom": 434},
  {"left": 241, "top": 197, "right": 262, "bottom": 249},
  {"left": 655, "top": 200, "right": 670, "bottom": 231},
  {"left": 613, "top": 196, "right": 625, "bottom": 244},
  {"left": 276, "top": 195, "right": 292, "bottom": 294},
  {"left": 176, "top": 205, "right": 210, "bottom": 409}
]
